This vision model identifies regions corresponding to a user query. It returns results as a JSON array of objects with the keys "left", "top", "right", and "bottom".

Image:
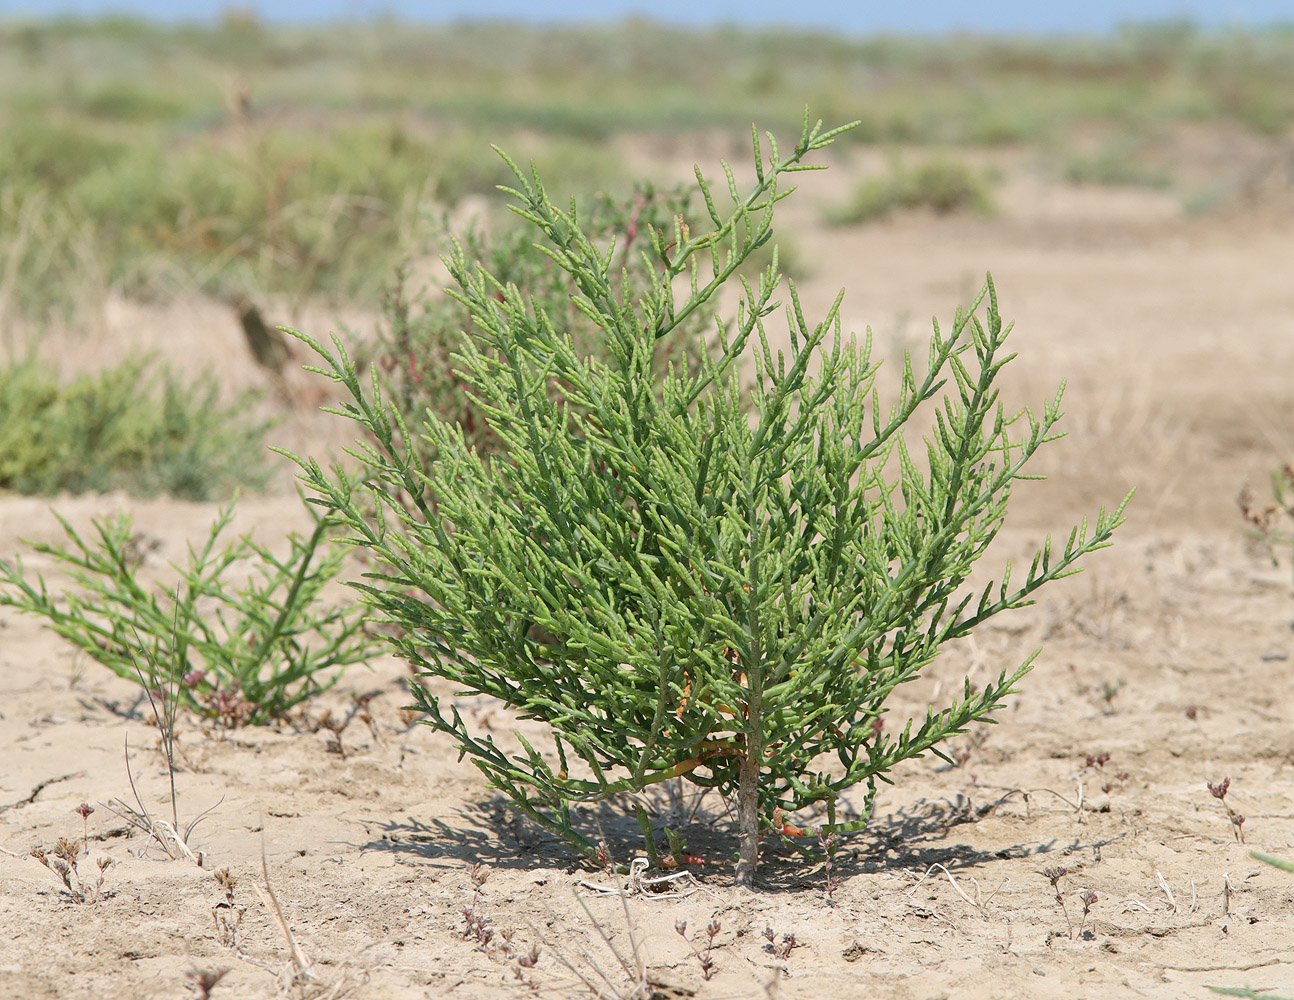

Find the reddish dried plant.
[
  {"left": 30, "top": 839, "right": 113, "bottom": 904},
  {"left": 1209, "top": 777, "right": 1246, "bottom": 844},
  {"left": 676, "top": 919, "right": 721, "bottom": 980}
]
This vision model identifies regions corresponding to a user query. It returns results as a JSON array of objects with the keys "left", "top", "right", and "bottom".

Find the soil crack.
[{"left": 0, "top": 772, "right": 82, "bottom": 815}]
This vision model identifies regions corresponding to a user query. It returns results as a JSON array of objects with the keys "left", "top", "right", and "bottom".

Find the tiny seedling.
[
  {"left": 316, "top": 710, "right": 350, "bottom": 760},
  {"left": 461, "top": 862, "right": 493, "bottom": 945},
  {"left": 1078, "top": 889, "right": 1098, "bottom": 938},
  {"left": 763, "top": 926, "right": 799, "bottom": 961},
  {"left": 74, "top": 802, "right": 93, "bottom": 854},
  {"left": 1078, "top": 751, "right": 1130, "bottom": 795},
  {"left": 1097, "top": 680, "right": 1123, "bottom": 713},
  {"left": 817, "top": 826, "right": 842, "bottom": 902},
  {"left": 1209, "top": 777, "right": 1246, "bottom": 844},
  {"left": 212, "top": 867, "right": 245, "bottom": 949},
  {"left": 455, "top": 862, "right": 536, "bottom": 971},
  {"left": 675, "top": 919, "right": 721, "bottom": 981},
  {"left": 313, "top": 691, "right": 381, "bottom": 760},
  {"left": 663, "top": 827, "right": 687, "bottom": 869},
  {"left": 1042, "top": 865, "right": 1073, "bottom": 938},
  {"left": 513, "top": 944, "right": 542, "bottom": 992},
  {"left": 1239, "top": 464, "right": 1294, "bottom": 588}
]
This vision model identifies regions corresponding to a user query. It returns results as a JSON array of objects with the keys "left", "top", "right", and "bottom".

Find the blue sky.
[{"left": 1, "top": 0, "right": 1291, "bottom": 34}]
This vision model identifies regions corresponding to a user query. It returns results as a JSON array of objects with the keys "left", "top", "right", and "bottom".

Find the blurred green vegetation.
[
  {"left": 1063, "top": 135, "right": 1175, "bottom": 189},
  {"left": 829, "top": 158, "right": 997, "bottom": 224},
  {"left": 1, "top": 16, "right": 1292, "bottom": 319},
  {"left": 0, "top": 354, "right": 271, "bottom": 498},
  {"left": 0, "top": 111, "right": 624, "bottom": 319}
]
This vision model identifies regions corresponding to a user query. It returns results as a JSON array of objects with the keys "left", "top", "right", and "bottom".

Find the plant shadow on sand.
[{"left": 356, "top": 786, "right": 1108, "bottom": 890}]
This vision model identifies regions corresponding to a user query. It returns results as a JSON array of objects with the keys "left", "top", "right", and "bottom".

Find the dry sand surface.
[{"left": 2, "top": 136, "right": 1294, "bottom": 999}]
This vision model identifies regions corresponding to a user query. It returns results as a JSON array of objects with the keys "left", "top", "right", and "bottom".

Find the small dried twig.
[
  {"left": 907, "top": 862, "right": 1005, "bottom": 920},
  {"left": 536, "top": 891, "right": 650, "bottom": 999},
  {"left": 251, "top": 842, "right": 316, "bottom": 986},
  {"left": 975, "top": 785, "right": 1089, "bottom": 822},
  {"left": 131, "top": 639, "right": 181, "bottom": 831},
  {"left": 1155, "top": 870, "right": 1177, "bottom": 913},
  {"left": 576, "top": 856, "right": 703, "bottom": 900}
]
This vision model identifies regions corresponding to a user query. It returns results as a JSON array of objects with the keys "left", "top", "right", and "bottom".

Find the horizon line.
[{"left": 3, "top": 9, "right": 1294, "bottom": 38}]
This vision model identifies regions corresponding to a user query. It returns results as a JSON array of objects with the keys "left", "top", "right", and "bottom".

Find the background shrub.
[
  {"left": 830, "top": 157, "right": 997, "bottom": 225},
  {"left": 1063, "top": 135, "right": 1173, "bottom": 189},
  {"left": 0, "top": 354, "right": 270, "bottom": 499}
]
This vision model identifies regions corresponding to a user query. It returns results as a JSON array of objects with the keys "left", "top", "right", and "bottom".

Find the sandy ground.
[{"left": 2, "top": 131, "right": 1294, "bottom": 1000}]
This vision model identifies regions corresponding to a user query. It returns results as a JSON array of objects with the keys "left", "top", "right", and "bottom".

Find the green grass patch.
[
  {"left": 0, "top": 354, "right": 271, "bottom": 499},
  {"left": 1064, "top": 137, "right": 1174, "bottom": 188},
  {"left": 829, "top": 158, "right": 996, "bottom": 225}
]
